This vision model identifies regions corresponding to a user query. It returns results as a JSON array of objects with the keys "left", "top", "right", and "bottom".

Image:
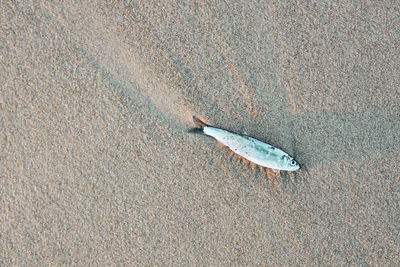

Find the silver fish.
[{"left": 191, "top": 116, "right": 300, "bottom": 171}]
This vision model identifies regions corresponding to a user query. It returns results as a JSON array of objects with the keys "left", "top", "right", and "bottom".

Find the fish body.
[{"left": 192, "top": 117, "right": 300, "bottom": 171}]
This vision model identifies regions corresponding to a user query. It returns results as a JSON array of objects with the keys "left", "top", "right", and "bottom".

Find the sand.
[{"left": 1, "top": 1, "right": 399, "bottom": 265}]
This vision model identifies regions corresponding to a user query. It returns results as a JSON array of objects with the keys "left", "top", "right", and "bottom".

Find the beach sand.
[{"left": 1, "top": 1, "right": 399, "bottom": 265}]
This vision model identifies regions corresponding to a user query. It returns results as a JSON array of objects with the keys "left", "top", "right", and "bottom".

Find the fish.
[{"left": 190, "top": 116, "right": 300, "bottom": 171}]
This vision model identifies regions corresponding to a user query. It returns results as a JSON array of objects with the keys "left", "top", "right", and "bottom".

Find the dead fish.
[{"left": 190, "top": 116, "right": 300, "bottom": 171}]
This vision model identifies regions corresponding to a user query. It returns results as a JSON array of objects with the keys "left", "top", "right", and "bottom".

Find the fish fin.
[{"left": 193, "top": 116, "right": 208, "bottom": 128}]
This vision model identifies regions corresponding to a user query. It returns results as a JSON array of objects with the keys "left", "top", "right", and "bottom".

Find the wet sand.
[{"left": 1, "top": 1, "right": 399, "bottom": 265}]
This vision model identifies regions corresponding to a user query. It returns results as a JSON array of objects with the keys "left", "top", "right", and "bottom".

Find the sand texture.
[{"left": 1, "top": 1, "right": 400, "bottom": 265}]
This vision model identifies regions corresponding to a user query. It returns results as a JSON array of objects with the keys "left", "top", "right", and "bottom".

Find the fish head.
[{"left": 279, "top": 155, "right": 300, "bottom": 171}]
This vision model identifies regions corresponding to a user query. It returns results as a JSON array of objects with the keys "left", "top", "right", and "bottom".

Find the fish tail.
[
  {"left": 188, "top": 116, "right": 208, "bottom": 134},
  {"left": 193, "top": 116, "right": 207, "bottom": 128}
]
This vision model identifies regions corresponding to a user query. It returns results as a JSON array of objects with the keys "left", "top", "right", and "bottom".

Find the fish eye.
[{"left": 290, "top": 160, "right": 296, "bottom": 166}]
